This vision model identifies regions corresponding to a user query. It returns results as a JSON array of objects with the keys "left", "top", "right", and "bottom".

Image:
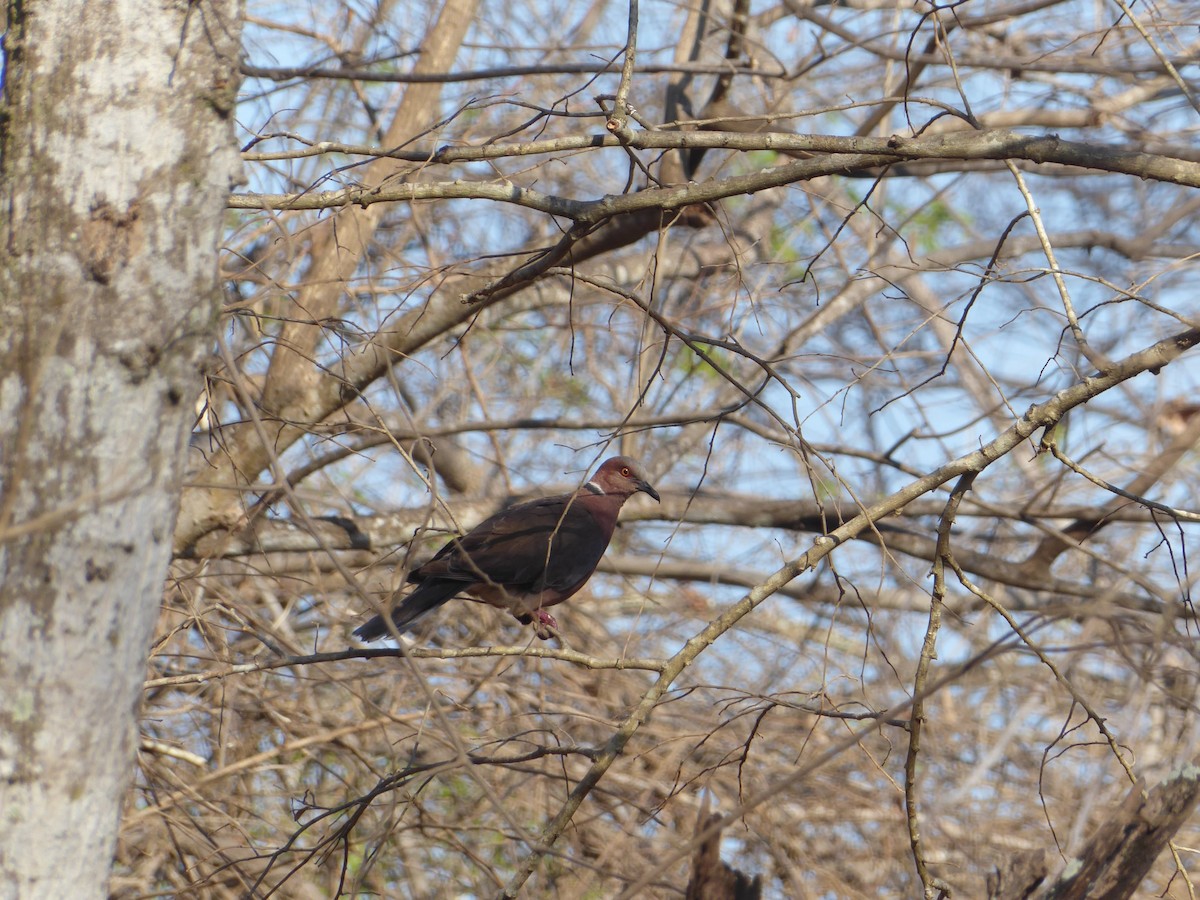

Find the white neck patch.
[{"left": 583, "top": 481, "right": 605, "bottom": 495}]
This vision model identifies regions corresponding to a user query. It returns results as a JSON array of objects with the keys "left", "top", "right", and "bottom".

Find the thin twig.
[
  {"left": 907, "top": 471, "right": 976, "bottom": 898},
  {"left": 606, "top": 0, "right": 638, "bottom": 142},
  {"left": 1004, "top": 159, "right": 1104, "bottom": 370}
]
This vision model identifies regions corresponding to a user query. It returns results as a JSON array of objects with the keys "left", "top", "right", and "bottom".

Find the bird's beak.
[{"left": 638, "top": 480, "right": 661, "bottom": 503}]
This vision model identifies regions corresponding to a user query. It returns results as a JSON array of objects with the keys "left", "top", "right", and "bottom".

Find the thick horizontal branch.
[
  {"left": 229, "top": 130, "right": 1200, "bottom": 215},
  {"left": 598, "top": 555, "right": 1167, "bottom": 619},
  {"left": 179, "top": 489, "right": 1200, "bottom": 560},
  {"left": 178, "top": 489, "right": 1188, "bottom": 618},
  {"left": 243, "top": 129, "right": 1199, "bottom": 174}
]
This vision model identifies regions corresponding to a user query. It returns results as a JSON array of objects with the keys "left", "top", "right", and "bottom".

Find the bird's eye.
[{"left": 621, "top": 467, "right": 631, "bottom": 477}]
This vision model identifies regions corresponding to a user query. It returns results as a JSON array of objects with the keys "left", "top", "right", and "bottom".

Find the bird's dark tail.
[{"left": 353, "top": 580, "right": 463, "bottom": 641}]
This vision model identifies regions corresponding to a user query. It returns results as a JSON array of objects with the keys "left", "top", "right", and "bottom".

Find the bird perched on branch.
[{"left": 353, "top": 456, "right": 660, "bottom": 642}]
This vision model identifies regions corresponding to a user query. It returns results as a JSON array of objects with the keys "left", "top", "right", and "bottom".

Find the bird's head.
[{"left": 589, "top": 456, "right": 660, "bottom": 502}]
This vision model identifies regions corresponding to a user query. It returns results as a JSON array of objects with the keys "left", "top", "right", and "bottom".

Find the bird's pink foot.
[{"left": 532, "top": 610, "right": 559, "bottom": 640}]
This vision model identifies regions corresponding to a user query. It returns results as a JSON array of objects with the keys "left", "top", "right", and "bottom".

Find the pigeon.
[{"left": 354, "top": 456, "right": 659, "bottom": 641}]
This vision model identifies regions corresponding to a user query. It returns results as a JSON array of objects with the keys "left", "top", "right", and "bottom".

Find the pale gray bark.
[{"left": 0, "top": 0, "right": 242, "bottom": 896}]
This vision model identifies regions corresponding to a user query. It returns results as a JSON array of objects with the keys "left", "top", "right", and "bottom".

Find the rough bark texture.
[
  {"left": 685, "top": 814, "right": 763, "bottom": 900},
  {"left": 987, "top": 765, "right": 1200, "bottom": 900},
  {"left": 0, "top": 0, "right": 242, "bottom": 896}
]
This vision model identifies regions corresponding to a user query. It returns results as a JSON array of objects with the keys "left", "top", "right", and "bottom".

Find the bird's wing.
[{"left": 415, "top": 494, "right": 608, "bottom": 593}]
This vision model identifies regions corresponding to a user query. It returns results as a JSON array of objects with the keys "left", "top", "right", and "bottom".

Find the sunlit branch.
[{"left": 229, "top": 130, "right": 1200, "bottom": 214}]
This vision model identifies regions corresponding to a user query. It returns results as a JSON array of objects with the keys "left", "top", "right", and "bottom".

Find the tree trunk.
[{"left": 0, "top": 1, "right": 242, "bottom": 896}]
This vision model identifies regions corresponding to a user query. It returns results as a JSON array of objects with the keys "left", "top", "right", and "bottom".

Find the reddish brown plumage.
[{"left": 353, "top": 456, "right": 659, "bottom": 641}]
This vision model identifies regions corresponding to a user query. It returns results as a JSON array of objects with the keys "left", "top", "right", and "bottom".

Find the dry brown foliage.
[{"left": 111, "top": 0, "right": 1200, "bottom": 896}]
